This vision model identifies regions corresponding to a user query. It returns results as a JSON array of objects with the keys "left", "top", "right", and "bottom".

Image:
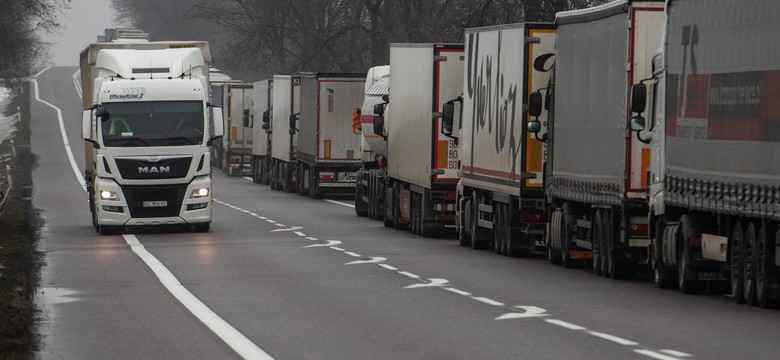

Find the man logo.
[{"left": 138, "top": 166, "right": 170, "bottom": 174}]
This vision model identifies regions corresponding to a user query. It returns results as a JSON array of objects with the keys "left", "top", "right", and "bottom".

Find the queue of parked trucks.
[{"left": 80, "top": 0, "right": 780, "bottom": 309}]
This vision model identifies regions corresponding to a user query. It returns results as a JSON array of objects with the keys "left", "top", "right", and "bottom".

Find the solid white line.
[
  {"left": 545, "top": 319, "right": 587, "bottom": 331},
  {"left": 123, "top": 235, "right": 273, "bottom": 359},
  {"left": 635, "top": 349, "right": 683, "bottom": 360},
  {"left": 444, "top": 288, "right": 472, "bottom": 296},
  {"left": 330, "top": 247, "right": 345, "bottom": 252},
  {"left": 31, "top": 70, "right": 86, "bottom": 192},
  {"left": 345, "top": 252, "right": 361, "bottom": 257},
  {"left": 588, "top": 331, "right": 638, "bottom": 346},
  {"left": 471, "top": 297, "right": 505, "bottom": 307},
  {"left": 324, "top": 199, "right": 355, "bottom": 208}
]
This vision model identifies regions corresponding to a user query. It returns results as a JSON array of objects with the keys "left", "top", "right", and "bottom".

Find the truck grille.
[
  {"left": 115, "top": 156, "right": 192, "bottom": 180},
  {"left": 121, "top": 184, "right": 186, "bottom": 218}
]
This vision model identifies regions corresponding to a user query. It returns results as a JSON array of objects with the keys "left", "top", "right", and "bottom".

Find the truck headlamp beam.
[
  {"left": 191, "top": 188, "right": 209, "bottom": 198},
  {"left": 100, "top": 190, "right": 119, "bottom": 201}
]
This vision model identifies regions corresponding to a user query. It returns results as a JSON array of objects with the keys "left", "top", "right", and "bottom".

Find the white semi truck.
[
  {"left": 528, "top": 0, "right": 664, "bottom": 275},
  {"left": 374, "top": 44, "right": 464, "bottom": 235},
  {"left": 80, "top": 41, "right": 223, "bottom": 234},
  {"left": 212, "top": 82, "right": 253, "bottom": 176},
  {"left": 354, "top": 66, "right": 390, "bottom": 218},
  {"left": 270, "top": 75, "right": 301, "bottom": 192},
  {"left": 295, "top": 73, "right": 365, "bottom": 198},
  {"left": 628, "top": 0, "right": 780, "bottom": 306},
  {"left": 442, "top": 23, "right": 555, "bottom": 255},
  {"left": 251, "top": 79, "right": 272, "bottom": 185}
]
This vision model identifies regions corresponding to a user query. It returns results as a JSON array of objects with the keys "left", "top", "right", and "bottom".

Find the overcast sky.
[{"left": 40, "top": 0, "right": 126, "bottom": 66}]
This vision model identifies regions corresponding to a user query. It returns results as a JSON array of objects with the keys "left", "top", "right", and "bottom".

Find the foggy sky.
[{"left": 40, "top": 0, "right": 126, "bottom": 66}]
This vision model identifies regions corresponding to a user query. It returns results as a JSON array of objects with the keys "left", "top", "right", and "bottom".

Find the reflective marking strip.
[
  {"left": 589, "top": 331, "right": 638, "bottom": 346},
  {"left": 545, "top": 319, "right": 586, "bottom": 331},
  {"left": 635, "top": 350, "right": 683, "bottom": 360},
  {"left": 398, "top": 271, "right": 420, "bottom": 279},
  {"left": 123, "top": 235, "right": 274, "bottom": 360},
  {"left": 345, "top": 252, "right": 361, "bottom": 257},
  {"left": 445, "top": 288, "right": 472, "bottom": 296},
  {"left": 472, "top": 297, "right": 504, "bottom": 307}
]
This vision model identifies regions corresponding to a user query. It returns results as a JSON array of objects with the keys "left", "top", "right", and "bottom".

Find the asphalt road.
[{"left": 29, "top": 66, "right": 780, "bottom": 359}]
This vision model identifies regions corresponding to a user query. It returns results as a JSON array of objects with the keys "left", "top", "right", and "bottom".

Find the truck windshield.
[{"left": 100, "top": 101, "right": 204, "bottom": 147}]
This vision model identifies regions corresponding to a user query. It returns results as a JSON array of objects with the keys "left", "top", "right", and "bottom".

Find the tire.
[
  {"left": 470, "top": 191, "right": 488, "bottom": 250},
  {"left": 504, "top": 204, "right": 518, "bottom": 257},
  {"left": 678, "top": 227, "right": 705, "bottom": 294},
  {"left": 383, "top": 184, "right": 393, "bottom": 228},
  {"left": 458, "top": 198, "right": 472, "bottom": 247},
  {"left": 756, "top": 222, "right": 779, "bottom": 308},
  {"left": 547, "top": 210, "right": 562, "bottom": 264},
  {"left": 391, "top": 184, "right": 406, "bottom": 230},
  {"left": 653, "top": 219, "right": 676, "bottom": 289},
  {"left": 730, "top": 221, "right": 746, "bottom": 303},
  {"left": 592, "top": 210, "right": 603, "bottom": 276},
  {"left": 743, "top": 221, "right": 758, "bottom": 306},
  {"left": 270, "top": 162, "right": 278, "bottom": 190},
  {"left": 561, "top": 211, "right": 573, "bottom": 268},
  {"left": 308, "top": 168, "right": 320, "bottom": 199},
  {"left": 494, "top": 204, "right": 503, "bottom": 254}
]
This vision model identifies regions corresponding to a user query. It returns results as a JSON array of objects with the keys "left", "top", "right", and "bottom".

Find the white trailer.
[
  {"left": 628, "top": 0, "right": 780, "bottom": 306},
  {"left": 295, "top": 73, "right": 365, "bottom": 198},
  {"left": 80, "top": 42, "right": 223, "bottom": 234},
  {"left": 530, "top": 0, "right": 664, "bottom": 275},
  {"left": 215, "top": 83, "right": 253, "bottom": 176},
  {"left": 375, "top": 43, "right": 464, "bottom": 235},
  {"left": 443, "top": 22, "right": 555, "bottom": 255},
  {"left": 251, "top": 79, "right": 272, "bottom": 185},
  {"left": 270, "top": 75, "right": 300, "bottom": 192}
]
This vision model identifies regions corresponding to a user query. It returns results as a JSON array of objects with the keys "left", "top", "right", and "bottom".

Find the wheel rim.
[
  {"left": 756, "top": 223, "right": 768, "bottom": 306},
  {"left": 744, "top": 222, "right": 757, "bottom": 305},
  {"left": 730, "top": 222, "right": 744, "bottom": 302}
]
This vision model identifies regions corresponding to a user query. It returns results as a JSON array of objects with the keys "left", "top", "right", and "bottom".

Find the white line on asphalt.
[
  {"left": 544, "top": 319, "right": 586, "bottom": 331},
  {"left": 242, "top": 177, "right": 253, "bottom": 181},
  {"left": 398, "top": 271, "right": 420, "bottom": 279},
  {"left": 324, "top": 199, "right": 355, "bottom": 208},
  {"left": 659, "top": 349, "right": 691, "bottom": 357},
  {"left": 123, "top": 235, "right": 274, "bottom": 360},
  {"left": 294, "top": 231, "right": 306, "bottom": 237},
  {"left": 31, "top": 69, "right": 86, "bottom": 192},
  {"left": 330, "top": 247, "right": 345, "bottom": 252},
  {"left": 305, "top": 237, "right": 318, "bottom": 241},
  {"left": 471, "top": 297, "right": 504, "bottom": 307},
  {"left": 345, "top": 252, "right": 361, "bottom": 257},
  {"left": 588, "top": 331, "right": 638, "bottom": 346},
  {"left": 444, "top": 288, "right": 472, "bottom": 296},
  {"left": 635, "top": 349, "right": 683, "bottom": 360},
  {"left": 378, "top": 264, "right": 398, "bottom": 271}
]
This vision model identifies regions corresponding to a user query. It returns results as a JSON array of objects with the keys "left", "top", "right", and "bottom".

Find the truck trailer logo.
[
  {"left": 110, "top": 87, "right": 146, "bottom": 101},
  {"left": 138, "top": 166, "right": 170, "bottom": 174}
]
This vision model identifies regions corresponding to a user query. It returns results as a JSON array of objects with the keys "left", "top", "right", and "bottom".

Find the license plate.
[
  {"left": 341, "top": 172, "right": 357, "bottom": 181},
  {"left": 143, "top": 201, "right": 168, "bottom": 208}
]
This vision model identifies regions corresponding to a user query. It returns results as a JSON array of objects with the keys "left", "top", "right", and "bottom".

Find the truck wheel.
[
  {"left": 493, "top": 204, "right": 503, "bottom": 254},
  {"left": 270, "top": 162, "right": 278, "bottom": 190},
  {"left": 309, "top": 169, "right": 320, "bottom": 199},
  {"left": 561, "top": 218, "right": 573, "bottom": 268},
  {"left": 470, "top": 191, "right": 489, "bottom": 250},
  {"left": 756, "top": 222, "right": 779, "bottom": 308},
  {"left": 653, "top": 220, "right": 676, "bottom": 288},
  {"left": 458, "top": 198, "right": 472, "bottom": 247},
  {"left": 392, "top": 184, "right": 406, "bottom": 230},
  {"left": 547, "top": 210, "right": 562, "bottom": 264},
  {"left": 678, "top": 226, "right": 705, "bottom": 294},
  {"left": 730, "top": 221, "right": 746, "bottom": 303},
  {"left": 743, "top": 221, "right": 758, "bottom": 306},
  {"left": 354, "top": 172, "right": 368, "bottom": 217},
  {"left": 592, "top": 210, "right": 603, "bottom": 275}
]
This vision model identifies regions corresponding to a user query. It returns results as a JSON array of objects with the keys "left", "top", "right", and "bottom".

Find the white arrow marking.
[
  {"left": 303, "top": 240, "right": 341, "bottom": 248},
  {"left": 345, "top": 257, "right": 387, "bottom": 265},
  {"left": 271, "top": 226, "right": 303, "bottom": 232},
  {"left": 404, "top": 278, "right": 449, "bottom": 289},
  {"left": 495, "top": 306, "right": 549, "bottom": 320}
]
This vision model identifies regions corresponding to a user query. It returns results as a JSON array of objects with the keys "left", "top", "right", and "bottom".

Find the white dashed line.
[
  {"left": 659, "top": 350, "right": 691, "bottom": 358},
  {"left": 294, "top": 231, "right": 306, "bottom": 237},
  {"left": 345, "top": 252, "right": 361, "bottom": 257},
  {"left": 305, "top": 237, "right": 318, "bottom": 241},
  {"left": 378, "top": 264, "right": 398, "bottom": 271},
  {"left": 545, "top": 319, "right": 586, "bottom": 331},
  {"left": 330, "top": 247, "right": 345, "bottom": 252},
  {"left": 324, "top": 199, "right": 355, "bottom": 208},
  {"left": 445, "top": 288, "right": 472, "bottom": 296},
  {"left": 242, "top": 177, "right": 253, "bottom": 181},
  {"left": 398, "top": 271, "right": 420, "bottom": 279},
  {"left": 471, "top": 297, "right": 504, "bottom": 307},
  {"left": 635, "top": 350, "right": 684, "bottom": 360},
  {"left": 589, "top": 331, "right": 638, "bottom": 346}
]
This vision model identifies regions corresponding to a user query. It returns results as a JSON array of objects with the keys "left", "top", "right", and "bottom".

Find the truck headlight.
[
  {"left": 100, "top": 190, "right": 119, "bottom": 201},
  {"left": 191, "top": 188, "right": 209, "bottom": 198}
]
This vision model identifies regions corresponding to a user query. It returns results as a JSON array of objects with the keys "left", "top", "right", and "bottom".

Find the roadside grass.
[{"left": 0, "top": 82, "right": 43, "bottom": 359}]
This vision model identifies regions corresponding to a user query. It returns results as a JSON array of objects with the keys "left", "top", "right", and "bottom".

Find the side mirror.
[
  {"left": 529, "top": 92, "right": 543, "bottom": 117},
  {"left": 212, "top": 107, "right": 225, "bottom": 138},
  {"left": 631, "top": 83, "right": 647, "bottom": 114},
  {"left": 82, "top": 110, "right": 93, "bottom": 140},
  {"left": 243, "top": 109, "right": 251, "bottom": 127},
  {"left": 441, "top": 102, "right": 455, "bottom": 137},
  {"left": 373, "top": 116, "right": 385, "bottom": 136},
  {"left": 527, "top": 120, "right": 542, "bottom": 134},
  {"left": 374, "top": 103, "right": 385, "bottom": 116},
  {"left": 630, "top": 116, "right": 646, "bottom": 131}
]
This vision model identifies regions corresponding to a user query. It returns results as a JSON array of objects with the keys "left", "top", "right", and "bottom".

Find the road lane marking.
[
  {"left": 123, "top": 235, "right": 273, "bottom": 360},
  {"left": 324, "top": 199, "right": 355, "bottom": 208},
  {"left": 303, "top": 240, "right": 342, "bottom": 248},
  {"left": 293, "top": 231, "right": 306, "bottom": 237},
  {"left": 242, "top": 177, "right": 253, "bottom": 181},
  {"left": 404, "top": 278, "right": 449, "bottom": 289},
  {"left": 31, "top": 69, "right": 86, "bottom": 192},
  {"left": 588, "top": 331, "right": 638, "bottom": 346},
  {"left": 660, "top": 350, "right": 691, "bottom": 357},
  {"left": 635, "top": 350, "right": 684, "bottom": 360},
  {"left": 212, "top": 198, "right": 691, "bottom": 359},
  {"left": 545, "top": 319, "right": 586, "bottom": 331}
]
